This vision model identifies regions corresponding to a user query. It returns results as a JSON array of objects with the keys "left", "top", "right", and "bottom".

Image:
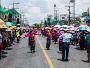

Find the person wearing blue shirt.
[
  {"left": 85, "top": 31, "right": 90, "bottom": 62},
  {"left": 60, "top": 30, "right": 72, "bottom": 61}
]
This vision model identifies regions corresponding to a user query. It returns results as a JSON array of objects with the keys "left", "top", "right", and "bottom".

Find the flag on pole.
[{"left": 70, "top": 0, "right": 75, "bottom": 2}]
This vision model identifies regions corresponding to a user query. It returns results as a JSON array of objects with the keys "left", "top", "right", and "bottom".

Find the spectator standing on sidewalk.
[
  {"left": 0, "top": 30, "right": 2, "bottom": 59},
  {"left": 16, "top": 30, "right": 20, "bottom": 43},
  {"left": 85, "top": 30, "right": 90, "bottom": 62},
  {"left": 60, "top": 30, "right": 72, "bottom": 61},
  {"left": 79, "top": 32, "right": 86, "bottom": 50}
]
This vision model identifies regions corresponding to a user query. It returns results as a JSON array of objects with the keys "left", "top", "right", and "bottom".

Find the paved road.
[{"left": 0, "top": 35, "right": 90, "bottom": 68}]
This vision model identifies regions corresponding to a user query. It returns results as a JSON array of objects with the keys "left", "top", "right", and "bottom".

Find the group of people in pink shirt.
[
  {"left": 24, "top": 27, "right": 63, "bottom": 53},
  {"left": 42, "top": 27, "right": 63, "bottom": 51}
]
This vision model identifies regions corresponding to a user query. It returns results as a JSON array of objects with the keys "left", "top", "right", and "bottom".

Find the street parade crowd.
[
  {"left": 23, "top": 25, "right": 90, "bottom": 62},
  {"left": 0, "top": 24, "right": 90, "bottom": 63}
]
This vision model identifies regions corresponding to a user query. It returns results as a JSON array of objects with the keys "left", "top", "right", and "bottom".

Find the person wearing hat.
[
  {"left": 85, "top": 29, "right": 90, "bottom": 62},
  {"left": 59, "top": 30, "right": 72, "bottom": 61}
]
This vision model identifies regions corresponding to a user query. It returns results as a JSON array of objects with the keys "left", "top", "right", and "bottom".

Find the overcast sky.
[{"left": 1, "top": 0, "right": 90, "bottom": 25}]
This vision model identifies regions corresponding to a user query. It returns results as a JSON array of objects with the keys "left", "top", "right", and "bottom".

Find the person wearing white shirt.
[{"left": 60, "top": 30, "right": 72, "bottom": 61}]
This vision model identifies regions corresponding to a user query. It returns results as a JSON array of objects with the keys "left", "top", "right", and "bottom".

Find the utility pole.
[
  {"left": 57, "top": 10, "right": 59, "bottom": 25},
  {"left": 70, "top": 0, "right": 75, "bottom": 23},
  {"left": 66, "top": 5, "right": 72, "bottom": 26},
  {"left": 54, "top": 4, "right": 58, "bottom": 25},
  {"left": 13, "top": 0, "right": 19, "bottom": 9},
  {"left": 69, "top": 6, "right": 71, "bottom": 26},
  {"left": 73, "top": 0, "right": 75, "bottom": 21},
  {"left": 88, "top": 7, "right": 89, "bottom": 18}
]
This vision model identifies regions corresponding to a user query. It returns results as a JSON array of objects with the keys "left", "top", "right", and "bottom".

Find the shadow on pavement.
[
  {"left": 57, "top": 59, "right": 70, "bottom": 62},
  {"left": 1, "top": 51, "right": 8, "bottom": 54},
  {"left": 74, "top": 47, "right": 86, "bottom": 51},
  {"left": 6, "top": 48, "right": 13, "bottom": 50},
  {"left": 82, "top": 60, "right": 90, "bottom": 63},
  {"left": 27, "top": 51, "right": 37, "bottom": 53},
  {"left": 2, "top": 55, "right": 7, "bottom": 58},
  {"left": 27, "top": 52, "right": 32, "bottom": 53}
]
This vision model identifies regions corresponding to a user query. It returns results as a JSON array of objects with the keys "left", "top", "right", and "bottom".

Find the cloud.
[
  {"left": 25, "top": 13, "right": 31, "bottom": 18},
  {"left": 28, "top": 7, "right": 41, "bottom": 13},
  {"left": 2, "top": 0, "right": 90, "bottom": 25}
]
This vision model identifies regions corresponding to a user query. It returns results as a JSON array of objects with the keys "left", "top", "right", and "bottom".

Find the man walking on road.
[{"left": 60, "top": 30, "right": 72, "bottom": 61}]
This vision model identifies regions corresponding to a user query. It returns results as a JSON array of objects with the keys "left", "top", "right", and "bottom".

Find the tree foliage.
[{"left": 33, "top": 23, "right": 42, "bottom": 28}]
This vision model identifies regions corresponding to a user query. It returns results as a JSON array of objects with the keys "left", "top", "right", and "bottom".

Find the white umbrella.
[
  {"left": 54, "top": 25, "right": 60, "bottom": 28},
  {"left": 45, "top": 27, "right": 49, "bottom": 29}
]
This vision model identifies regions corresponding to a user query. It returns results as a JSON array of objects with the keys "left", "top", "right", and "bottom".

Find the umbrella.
[
  {"left": 79, "top": 25, "right": 88, "bottom": 31},
  {"left": 54, "top": 25, "right": 60, "bottom": 28},
  {"left": 0, "top": 24, "right": 8, "bottom": 29},
  {"left": 70, "top": 28, "right": 75, "bottom": 31},
  {"left": 0, "top": 19, "right": 5, "bottom": 24},
  {"left": 45, "top": 27, "right": 49, "bottom": 29},
  {"left": 79, "top": 27, "right": 88, "bottom": 31},
  {"left": 10, "top": 26, "right": 16, "bottom": 30},
  {"left": 6, "top": 22, "right": 15, "bottom": 26}
]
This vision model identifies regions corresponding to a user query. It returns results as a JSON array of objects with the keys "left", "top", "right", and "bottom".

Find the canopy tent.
[
  {"left": 6, "top": 22, "right": 15, "bottom": 26},
  {"left": 5, "top": 9, "right": 19, "bottom": 16},
  {"left": 0, "top": 19, "right": 5, "bottom": 24},
  {"left": 0, "top": 8, "right": 7, "bottom": 14}
]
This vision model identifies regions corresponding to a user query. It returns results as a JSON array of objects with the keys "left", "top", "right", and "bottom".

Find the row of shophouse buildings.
[
  {"left": 0, "top": 7, "right": 27, "bottom": 27},
  {"left": 44, "top": 11, "right": 90, "bottom": 27}
]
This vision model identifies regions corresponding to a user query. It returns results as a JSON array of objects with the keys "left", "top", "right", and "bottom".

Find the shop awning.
[
  {"left": 6, "top": 9, "right": 19, "bottom": 16},
  {"left": 0, "top": 8, "right": 7, "bottom": 14}
]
